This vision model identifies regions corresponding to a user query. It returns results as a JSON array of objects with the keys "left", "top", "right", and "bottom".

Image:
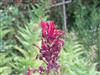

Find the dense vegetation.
[{"left": 0, "top": 0, "right": 100, "bottom": 75}]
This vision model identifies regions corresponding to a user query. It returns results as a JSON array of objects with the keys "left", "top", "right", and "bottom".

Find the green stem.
[
  {"left": 97, "top": 27, "right": 100, "bottom": 63},
  {"left": 96, "top": 25, "right": 100, "bottom": 71}
]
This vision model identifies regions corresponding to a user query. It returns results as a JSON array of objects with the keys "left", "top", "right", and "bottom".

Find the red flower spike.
[
  {"left": 40, "top": 21, "right": 64, "bottom": 75},
  {"left": 25, "top": 21, "right": 64, "bottom": 75}
]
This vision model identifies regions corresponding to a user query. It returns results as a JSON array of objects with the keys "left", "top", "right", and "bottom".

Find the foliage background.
[{"left": 0, "top": 0, "right": 100, "bottom": 75}]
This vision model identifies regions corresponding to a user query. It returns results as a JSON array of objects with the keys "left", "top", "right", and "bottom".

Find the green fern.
[{"left": 60, "top": 32, "right": 100, "bottom": 75}]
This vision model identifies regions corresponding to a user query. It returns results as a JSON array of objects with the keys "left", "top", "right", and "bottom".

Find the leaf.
[{"left": 13, "top": 45, "right": 29, "bottom": 58}]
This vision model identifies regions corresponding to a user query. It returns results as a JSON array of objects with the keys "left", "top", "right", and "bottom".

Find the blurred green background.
[{"left": 0, "top": 0, "right": 100, "bottom": 75}]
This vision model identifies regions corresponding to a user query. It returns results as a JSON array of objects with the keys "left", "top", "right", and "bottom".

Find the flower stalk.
[{"left": 25, "top": 21, "right": 64, "bottom": 75}]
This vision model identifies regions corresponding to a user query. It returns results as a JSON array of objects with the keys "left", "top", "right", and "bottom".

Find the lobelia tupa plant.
[{"left": 25, "top": 21, "right": 64, "bottom": 75}]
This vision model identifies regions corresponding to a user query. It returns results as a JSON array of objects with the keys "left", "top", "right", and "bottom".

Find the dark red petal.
[
  {"left": 48, "top": 21, "right": 56, "bottom": 36},
  {"left": 41, "top": 21, "right": 48, "bottom": 36},
  {"left": 39, "top": 66, "right": 45, "bottom": 73},
  {"left": 41, "top": 38, "right": 46, "bottom": 49},
  {"left": 53, "top": 29, "right": 64, "bottom": 38},
  {"left": 41, "top": 21, "right": 48, "bottom": 29},
  {"left": 59, "top": 39, "right": 64, "bottom": 46}
]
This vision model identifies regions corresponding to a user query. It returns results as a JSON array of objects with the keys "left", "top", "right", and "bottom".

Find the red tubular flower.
[
  {"left": 41, "top": 21, "right": 48, "bottom": 37},
  {"left": 40, "top": 21, "right": 64, "bottom": 75},
  {"left": 25, "top": 21, "right": 64, "bottom": 75}
]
